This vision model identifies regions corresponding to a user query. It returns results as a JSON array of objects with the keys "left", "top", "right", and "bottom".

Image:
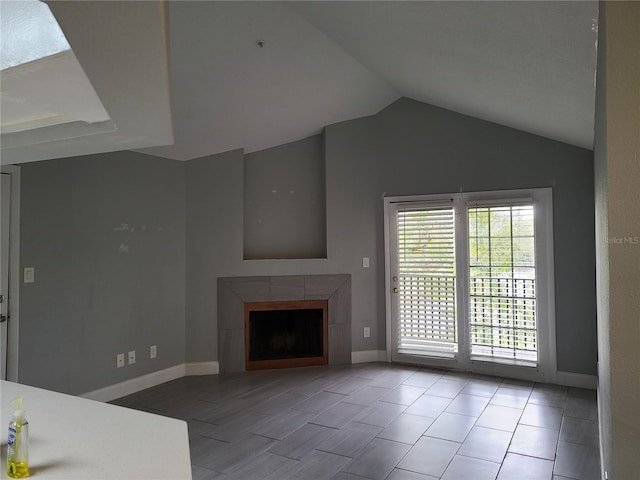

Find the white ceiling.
[
  {"left": 290, "top": 1, "right": 599, "bottom": 149},
  {"left": 1, "top": 1, "right": 599, "bottom": 165}
]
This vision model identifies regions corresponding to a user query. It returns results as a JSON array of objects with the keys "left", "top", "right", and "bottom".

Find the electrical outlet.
[
  {"left": 150, "top": 345, "right": 157, "bottom": 359},
  {"left": 116, "top": 353, "right": 125, "bottom": 368},
  {"left": 364, "top": 327, "right": 371, "bottom": 338},
  {"left": 128, "top": 350, "right": 136, "bottom": 365}
]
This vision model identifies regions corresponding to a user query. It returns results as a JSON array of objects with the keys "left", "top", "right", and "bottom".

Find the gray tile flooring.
[{"left": 112, "top": 363, "right": 601, "bottom": 480}]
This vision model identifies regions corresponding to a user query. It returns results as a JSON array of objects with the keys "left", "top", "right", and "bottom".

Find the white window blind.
[
  {"left": 468, "top": 204, "right": 537, "bottom": 364},
  {"left": 397, "top": 206, "right": 457, "bottom": 357}
]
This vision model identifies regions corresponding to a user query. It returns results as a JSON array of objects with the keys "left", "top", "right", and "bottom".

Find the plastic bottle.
[{"left": 6, "top": 397, "right": 29, "bottom": 478}]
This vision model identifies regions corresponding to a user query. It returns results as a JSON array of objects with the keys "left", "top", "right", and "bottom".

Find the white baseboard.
[
  {"left": 82, "top": 364, "right": 186, "bottom": 403},
  {"left": 185, "top": 361, "right": 219, "bottom": 376},
  {"left": 82, "top": 361, "right": 221, "bottom": 403},
  {"left": 352, "top": 350, "right": 388, "bottom": 364},
  {"left": 556, "top": 371, "right": 598, "bottom": 390}
]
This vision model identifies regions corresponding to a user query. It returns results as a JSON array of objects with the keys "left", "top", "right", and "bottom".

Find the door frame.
[
  {"left": 1, "top": 165, "right": 21, "bottom": 381},
  {"left": 384, "top": 189, "right": 558, "bottom": 383},
  {"left": 385, "top": 196, "right": 465, "bottom": 371},
  {"left": 384, "top": 192, "right": 459, "bottom": 364}
]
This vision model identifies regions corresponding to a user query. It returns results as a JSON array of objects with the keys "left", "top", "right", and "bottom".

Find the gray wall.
[
  {"left": 594, "top": 2, "right": 611, "bottom": 475},
  {"left": 183, "top": 141, "right": 378, "bottom": 362},
  {"left": 324, "top": 116, "right": 381, "bottom": 353},
  {"left": 372, "top": 99, "right": 597, "bottom": 374},
  {"left": 19, "top": 151, "right": 186, "bottom": 395},
  {"left": 17, "top": 96, "right": 597, "bottom": 395},
  {"left": 244, "top": 134, "right": 326, "bottom": 260},
  {"left": 184, "top": 98, "right": 597, "bottom": 375},
  {"left": 185, "top": 149, "right": 244, "bottom": 364},
  {"left": 594, "top": 2, "right": 640, "bottom": 477}
]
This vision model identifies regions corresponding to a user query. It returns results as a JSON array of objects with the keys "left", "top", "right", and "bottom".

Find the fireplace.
[
  {"left": 245, "top": 300, "right": 328, "bottom": 370},
  {"left": 218, "top": 275, "right": 351, "bottom": 373}
]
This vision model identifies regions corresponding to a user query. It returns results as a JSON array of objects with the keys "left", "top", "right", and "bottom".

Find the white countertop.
[{"left": 0, "top": 380, "right": 192, "bottom": 479}]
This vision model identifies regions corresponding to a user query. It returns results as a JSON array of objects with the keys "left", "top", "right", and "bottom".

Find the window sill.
[{"left": 470, "top": 355, "right": 537, "bottom": 368}]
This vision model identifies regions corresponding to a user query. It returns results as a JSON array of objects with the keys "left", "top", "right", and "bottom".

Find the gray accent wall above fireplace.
[{"left": 218, "top": 275, "right": 351, "bottom": 373}]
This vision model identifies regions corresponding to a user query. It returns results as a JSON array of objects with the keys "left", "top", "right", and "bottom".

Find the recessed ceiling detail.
[
  {"left": 0, "top": 0, "right": 114, "bottom": 151},
  {"left": 1, "top": 51, "right": 113, "bottom": 136},
  {"left": 0, "top": 0, "right": 70, "bottom": 70},
  {"left": 1, "top": 1, "right": 173, "bottom": 165}
]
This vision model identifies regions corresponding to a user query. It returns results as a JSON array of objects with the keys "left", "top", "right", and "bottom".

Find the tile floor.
[{"left": 112, "top": 363, "right": 601, "bottom": 480}]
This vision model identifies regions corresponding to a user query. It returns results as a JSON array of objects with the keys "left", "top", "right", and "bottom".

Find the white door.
[
  {"left": 387, "top": 200, "right": 464, "bottom": 368},
  {"left": 1, "top": 173, "right": 11, "bottom": 379},
  {"left": 385, "top": 190, "right": 555, "bottom": 382}
]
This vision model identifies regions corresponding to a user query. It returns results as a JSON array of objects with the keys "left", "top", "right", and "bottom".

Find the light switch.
[
  {"left": 364, "top": 327, "right": 371, "bottom": 338},
  {"left": 24, "top": 267, "right": 35, "bottom": 283},
  {"left": 362, "top": 257, "right": 370, "bottom": 268}
]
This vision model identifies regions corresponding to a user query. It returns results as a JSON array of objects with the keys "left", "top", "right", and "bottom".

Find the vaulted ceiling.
[{"left": 1, "top": 1, "right": 599, "bottom": 165}]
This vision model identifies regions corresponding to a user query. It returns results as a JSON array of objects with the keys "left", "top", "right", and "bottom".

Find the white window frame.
[{"left": 384, "top": 188, "right": 557, "bottom": 383}]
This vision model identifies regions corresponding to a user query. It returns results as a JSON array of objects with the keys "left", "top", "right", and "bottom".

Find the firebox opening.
[
  {"left": 244, "top": 299, "right": 328, "bottom": 370},
  {"left": 249, "top": 308, "right": 323, "bottom": 361}
]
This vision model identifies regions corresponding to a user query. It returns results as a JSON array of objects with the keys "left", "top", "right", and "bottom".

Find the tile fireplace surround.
[{"left": 218, "top": 275, "right": 351, "bottom": 373}]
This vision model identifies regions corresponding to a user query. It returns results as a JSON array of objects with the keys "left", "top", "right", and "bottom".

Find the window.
[
  {"left": 468, "top": 203, "right": 537, "bottom": 365},
  {"left": 385, "top": 189, "right": 556, "bottom": 382}
]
